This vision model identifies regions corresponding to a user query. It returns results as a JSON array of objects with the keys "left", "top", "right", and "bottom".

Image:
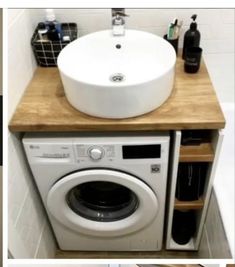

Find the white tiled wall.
[
  {"left": 8, "top": 8, "right": 234, "bottom": 258},
  {"left": 28, "top": 9, "right": 235, "bottom": 52},
  {"left": 204, "top": 53, "right": 234, "bottom": 103},
  {"left": 0, "top": 10, "right": 2, "bottom": 266},
  {"left": 8, "top": 9, "right": 56, "bottom": 258},
  {"left": 8, "top": 9, "right": 37, "bottom": 119}
]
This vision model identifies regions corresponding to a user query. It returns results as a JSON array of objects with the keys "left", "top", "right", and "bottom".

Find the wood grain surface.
[
  {"left": 179, "top": 143, "right": 215, "bottom": 162},
  {"left": 174, "top": 197, "right": 204, "bottom": 210},
  {"left": 9, "top": 57, "right": 225, "bottom": 132}
]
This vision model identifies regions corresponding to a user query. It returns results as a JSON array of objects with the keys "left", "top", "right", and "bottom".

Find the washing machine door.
[{"left": 47, "top": 169, "right": 159, "bottom": 237}]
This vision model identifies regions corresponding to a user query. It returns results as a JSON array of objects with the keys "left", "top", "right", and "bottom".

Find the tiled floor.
[
  {"left": 55, "top": 248, "right": 204, "bottom": 259},
  {"left": 204, "top": 190, "right": 232, "bottom": 258},
  {"left": 55, "top": 247, "right": 231, "bottom": 259}
]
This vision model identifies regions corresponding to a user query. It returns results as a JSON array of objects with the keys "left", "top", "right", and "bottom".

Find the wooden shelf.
[
  {"left": 174, "top": 197, "right": 204, "bottom": 210},
  {"left": 179, "top": 143, "right": 214, "bottom": 162}
]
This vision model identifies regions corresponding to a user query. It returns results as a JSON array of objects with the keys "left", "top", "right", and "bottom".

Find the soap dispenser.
[{"left": 182, "top": 14, "right": 201, "bottom": 59}]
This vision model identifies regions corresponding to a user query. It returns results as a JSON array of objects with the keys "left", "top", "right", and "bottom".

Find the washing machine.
[{"left": 23, "top": 132, "right": 170, "bottom": 251}]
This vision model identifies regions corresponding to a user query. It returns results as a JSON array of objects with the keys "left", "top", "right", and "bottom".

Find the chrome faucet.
[{"left": 111, "top": 8, "right": 128, "bottom": 36}]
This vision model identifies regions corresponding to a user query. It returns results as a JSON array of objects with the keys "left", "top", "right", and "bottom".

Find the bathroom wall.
[
  {"left": 29, "top": 8, "right": 234, "bottom": 103},
  {"left": 8, "top": 9, "right": 56, "bottom": 258},
  {"left": 8, "top": 9, "right": 37, "bottom": 119},
  {"left": 213, "top": 104, "right": 234, "bottom": 257},
  {"left": 1, "top": 8, "right": 2, "bottom": 266}
]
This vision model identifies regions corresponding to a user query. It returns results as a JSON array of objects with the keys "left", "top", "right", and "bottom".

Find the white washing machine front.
[
  {"left": 23, "top": 132, "right": 170, "bottom": 250},
  {"left": 47, "top": 168, "right": 159, "bottom": 237}
]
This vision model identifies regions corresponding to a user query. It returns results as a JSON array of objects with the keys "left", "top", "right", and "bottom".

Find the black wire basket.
[{"left": 31, "top": 23, "right": 77, "bottom": 67}]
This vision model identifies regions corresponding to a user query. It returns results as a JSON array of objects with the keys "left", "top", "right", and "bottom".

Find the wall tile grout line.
[
  {"left": 34, "top": 218, "right": 46, "bottom": 259},
  {"left": 13, "top": 187, "right": 29, "bottom": 228},
  {"left": 204, "top": 226, "right": 212, "bottom": 259}
]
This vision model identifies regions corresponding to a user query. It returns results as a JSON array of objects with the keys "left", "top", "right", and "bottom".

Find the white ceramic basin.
[{"left": 58, "top": 29, "right": 176, "bottom": 119}]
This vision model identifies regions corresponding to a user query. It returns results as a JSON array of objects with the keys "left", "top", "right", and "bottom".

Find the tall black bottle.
[
  {"left": 182, "top": 14, "right": 201, "bottom": 59},
  {"left": 47, "top": 22, "right": 60, "bottom": 41}
]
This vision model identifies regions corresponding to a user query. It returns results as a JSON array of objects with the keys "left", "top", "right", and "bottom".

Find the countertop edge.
[{"left": 8, "top": 121, "right": 226, "bottom": 132}]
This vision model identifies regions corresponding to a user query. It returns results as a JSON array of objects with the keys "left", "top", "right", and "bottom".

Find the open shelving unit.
[{"left": 166, "top": 130, "right": 223, "bottom": 250}]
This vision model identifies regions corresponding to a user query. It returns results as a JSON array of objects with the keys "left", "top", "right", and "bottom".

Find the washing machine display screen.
[{"left": 122, "top": 145, "right": 161, "bottom": 159}]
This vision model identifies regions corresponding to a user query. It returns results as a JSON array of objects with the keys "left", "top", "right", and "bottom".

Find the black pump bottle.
[
  {"left": 182, "top": 14, "right": 201, "bottom": 59},
  {"left": 47, "top": 22, "right": 60, "bottom": 41}
]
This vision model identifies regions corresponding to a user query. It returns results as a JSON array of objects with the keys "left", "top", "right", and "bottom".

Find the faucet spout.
[{"left": 111, "top": 8, "right": 128, "bottom": 36}]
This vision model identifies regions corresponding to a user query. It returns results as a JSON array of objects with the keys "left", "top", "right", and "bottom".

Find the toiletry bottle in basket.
[
  {"left": 45, "top": 9, "right": 62, "bottom": 40},
  {"left": 37, "top": 22, "right": 48, "bottom": 41},
  {"left": 47, "top": 22, "right": 60, "bottom": 41}
]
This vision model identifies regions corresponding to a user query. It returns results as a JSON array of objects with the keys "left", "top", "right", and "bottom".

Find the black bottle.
[
  {"left": 182, "top": 14, "right": 201, "bottom": 59},
  {"left": 172, "top": 210, "right": 196, "bottom": 245},
  {"left": 47, "top": 22, "right": 60, "bottom": 41}
]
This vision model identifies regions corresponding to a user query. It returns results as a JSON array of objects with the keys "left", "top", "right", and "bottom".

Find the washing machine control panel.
[
  {"left": 24, "top": 134, "right": 169, "bottom": 166},
  {"left": 76, "top": 145, "right": 115, "bottom": 161},
  {"left": 75, "top": 142, "right": 166, "bottom": 163}
]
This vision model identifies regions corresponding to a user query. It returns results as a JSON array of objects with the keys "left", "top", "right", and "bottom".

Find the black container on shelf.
[
  {"left": 181, "top": 130, "right": 211, "bottom": 146},
  {"left": 172, "top": 210, "right": 196, "bottom": 245},
  {"left": 163, "top": 34, "right": 179, "bottom": 55},
  {"left": 31, "top": 23, "right": 77, "bottom": 67},
  {"left": 176, "top": 162, "right": 208, "bottom": 201},
  {"left": 184, "top": 46, "right": 203, "bottom": 73}
]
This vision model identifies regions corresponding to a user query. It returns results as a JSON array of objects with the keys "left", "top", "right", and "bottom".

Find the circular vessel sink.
[{"left": 58, "top": 29, "right": 176, "bottom": 119}]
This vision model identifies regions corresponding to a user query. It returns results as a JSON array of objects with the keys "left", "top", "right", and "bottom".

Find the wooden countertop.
[{"left": 9, "top": 57, "right": 225, "bottom": 132}]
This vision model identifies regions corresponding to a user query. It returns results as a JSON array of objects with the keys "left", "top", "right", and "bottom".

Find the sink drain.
[{"left": 110, "top": 73, "right": 125, "bottom": 82}]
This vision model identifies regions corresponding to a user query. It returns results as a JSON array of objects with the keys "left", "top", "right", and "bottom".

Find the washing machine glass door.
[
  {"left": 67, "top": 181, "right": 139, "bottom": 222},
  {"left": 47, "top": 169, "right": 159, "bottom": 237}
]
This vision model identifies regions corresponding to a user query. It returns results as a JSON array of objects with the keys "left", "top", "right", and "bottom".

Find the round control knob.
[{"left": 88, "top": 147, "right": 104, "bottom": 160}]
